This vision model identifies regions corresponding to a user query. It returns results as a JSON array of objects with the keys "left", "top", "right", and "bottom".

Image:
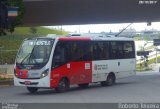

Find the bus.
[{"left": 14, "top": 35, "right": 136, "bottom": 93}]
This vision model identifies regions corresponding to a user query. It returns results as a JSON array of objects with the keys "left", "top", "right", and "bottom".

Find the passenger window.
[
  {"left": 117, "top": 42, "right": 124, "bottom": 59},
  {"left": 81, "top": 41, "right": 92, "bottom": 61},
  {"left": 70, "top": 42, "right": 82, "bottom": 61},
  {"left": 52, "top": 41, "right": 71, "bottom": 68},
  {"left": 110, "top": 42, "right": 117, "bottom": 59},
  {"left": 123, "top": 41, "right": 135, "bottom": 58},
  {"left": 92, "top": 41, "right": 110, "bottom": 60},
  {"left": 109, "top": 41, "right": 135, "bottom": 59},
  {"left": 70, "top": 41, "right": 92, "bottom": 61},
  {"left": 103, "top": 42, "right": 109, "bottom": 60}
]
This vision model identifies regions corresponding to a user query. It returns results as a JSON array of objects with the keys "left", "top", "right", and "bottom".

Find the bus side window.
[
  {"left": 117, "top": 42, "right": 124, "bottom": 59},
  {"left": 92, "top": 42, "right": 105, "bottom": 60},
  {"left": 52, "top": 41, "right": 70, "bottom": 68},
  {"left": 93, "top": 42, "right": 99, "bottom": 60},
  {"left": 81, "top": 41, "right": 92, "bottom": 61},
  {"left": 70, "top": 41, "right": 92, "bottom": 62},
  {"left": 123, "top": 41, "right": 135, "bottom": 58},
  {"left": 110, "top": 42, "right": 117, "bottom": 59},
  {"left": 103, "top": 41, "right": 109, "bottom": 60},
  {"left": 70, "top": 42, "right": 82, "bottom": 61}
]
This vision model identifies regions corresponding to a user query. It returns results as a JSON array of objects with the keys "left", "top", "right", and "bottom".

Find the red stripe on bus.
[
  {"left": 50, "top": 61, "right": 92, "bottom": 88},
  {"left": 59, "top": 37, "right": 91, "bottom": 41}
]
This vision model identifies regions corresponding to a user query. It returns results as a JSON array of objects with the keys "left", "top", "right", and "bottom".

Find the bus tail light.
[{"left": 41, "top": 68, "right": 49, "bottom": 78}]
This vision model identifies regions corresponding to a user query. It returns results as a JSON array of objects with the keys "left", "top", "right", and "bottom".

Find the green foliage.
[
  {"left": 136, "top": 56, "right": 160, "bottom": 71},
  {"left": 0, "top": 40, "right": 21, "bottom": 64},
  {"left": 29, "top": 27, "right": 37, "bottom": 34},
  {"left": 14, "top": 27, "right": 68, "bottom": 36},
  {"left": 8, "top": 0, "right": 25, "bottom": 25},
  {"left": 0, "top": 27, "right": 68, "bottom": 64},
  {"left": 0, "top": 0, "right": 25, "bottom": 35}
]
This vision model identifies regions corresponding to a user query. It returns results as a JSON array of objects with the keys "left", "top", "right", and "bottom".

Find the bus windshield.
[{"left": 16, "top": 38, "right": 54, "bottom": 65}]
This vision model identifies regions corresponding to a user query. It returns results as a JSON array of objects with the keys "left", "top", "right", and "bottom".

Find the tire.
[
  {"left": 55, "top": 78, "right": 70, "bottom": 93},
  {"left": 27, "top": 87, "right": 38, "bottom": 93},
  {"left": 101, "top": 73, "right": 115, "bottom": 86},
  {"left": 78, "top": 83, "right": 89, "bottom": 88},
  {"left": 106, "top": 74, "right": 115, "bottom": 86}
]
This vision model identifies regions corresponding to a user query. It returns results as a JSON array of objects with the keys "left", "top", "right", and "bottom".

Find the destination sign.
[{"left": 29, "top": 41, "right": 51, "bottom": 46}]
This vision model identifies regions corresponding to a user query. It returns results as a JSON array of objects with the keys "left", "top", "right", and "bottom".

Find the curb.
[{"left": 0, "top": 79, "right": 13, "bottom": 86}]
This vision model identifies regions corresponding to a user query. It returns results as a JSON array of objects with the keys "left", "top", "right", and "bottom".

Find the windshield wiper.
[{"left": 20, "top": 39, "right": 37, "bottom": 64}]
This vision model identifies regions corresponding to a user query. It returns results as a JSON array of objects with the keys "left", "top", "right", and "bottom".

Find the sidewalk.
[{"left": 136, "top": 70, "right": 160, "bottom": 75}]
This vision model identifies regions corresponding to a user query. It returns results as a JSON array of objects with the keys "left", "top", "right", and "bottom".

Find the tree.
[
  {"left": 30, "top": 27, "right": 37, "bottom": 35},
  {"left": 0, "top": 0, "right": 25, "bottom": 36},
  {"left": 0, "top": 0, "right": 8, "bottom": 36}
]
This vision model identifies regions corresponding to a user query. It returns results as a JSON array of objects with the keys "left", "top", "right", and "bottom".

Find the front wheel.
[
  {"left": 27, "top": 87, "right": 38, "bottom": 93},
  {"left": 55, "top": 78, "right": 70, "bottom": 93}
]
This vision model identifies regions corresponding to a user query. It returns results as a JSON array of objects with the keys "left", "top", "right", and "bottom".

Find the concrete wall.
[{"left": 0, "top": 64, "right": 14, "bottom": 74}]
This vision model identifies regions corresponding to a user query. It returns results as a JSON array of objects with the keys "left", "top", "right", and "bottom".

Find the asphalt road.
[{"left": 1, "top": 71, "right": 160, "bottom": 103}]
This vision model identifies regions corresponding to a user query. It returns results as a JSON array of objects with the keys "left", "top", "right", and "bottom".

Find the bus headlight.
[{"left": 41, "top": 68, "right": 49, "bottom": 78}]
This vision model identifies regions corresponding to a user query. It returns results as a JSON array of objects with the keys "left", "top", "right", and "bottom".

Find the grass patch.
[
  {"left": 0, "top": 26, "right": 68, "bottom": 64},
  {"left": 0, "top": 78, "right": 7, "bottom": 80},
  {"left": 136, "top": 56, "right": 160, "bottom": 71}
]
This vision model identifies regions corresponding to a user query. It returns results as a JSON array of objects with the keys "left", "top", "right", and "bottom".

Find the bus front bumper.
[{"left": 14, "top": 76, "right": 50, "bottom": 88}]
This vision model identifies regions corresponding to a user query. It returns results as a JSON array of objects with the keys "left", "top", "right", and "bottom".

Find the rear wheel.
[
  {"left": 101, "top": 73, "right": 115, "bottom": 86},
  {"left": 78, "top": 83, "right": 89, "bottom": 88},
  {"left": 55, "top": 78, "right": 70, "bottom": 93},
  {"left": 27, "top": 87, "right": 38, "bottom": 93}
]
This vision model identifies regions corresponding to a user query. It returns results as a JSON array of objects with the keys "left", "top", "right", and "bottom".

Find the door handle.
[{"left": 118, "top": 62, "right": 120, "bottom": 66}]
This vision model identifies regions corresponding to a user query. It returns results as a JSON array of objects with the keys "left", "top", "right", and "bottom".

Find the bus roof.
[
  {"left": 58, "top": 36, "right": 134, "bottom": 41},
  {"left": 25, "top": 35, "right": 134, "bottom": 41}
]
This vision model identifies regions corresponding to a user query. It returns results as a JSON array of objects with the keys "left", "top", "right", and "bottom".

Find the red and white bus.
[{"left": 14, "top": 35, "right": 136, "bottom": 93}]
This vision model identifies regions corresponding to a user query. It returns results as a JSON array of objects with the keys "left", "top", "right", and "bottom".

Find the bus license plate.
[{"left": 24, "top": 81, "right": 31, "bottom": 85}]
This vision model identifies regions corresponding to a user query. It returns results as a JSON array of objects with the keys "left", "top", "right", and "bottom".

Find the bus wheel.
[
  {"left": 27, "top": 87, "right": 38, "bottom": 93},
  {"left": 55, "top": 78, "right": 69, "bottom": 93},
  {"left": 78, "top": 83, "right": 89, "bottom": 88},
  {"left": 106, "top": 73, "right": 115, "bottom": 86},
  {"left": 101, "top": 73, "right": 115, "bottom": 86}
]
